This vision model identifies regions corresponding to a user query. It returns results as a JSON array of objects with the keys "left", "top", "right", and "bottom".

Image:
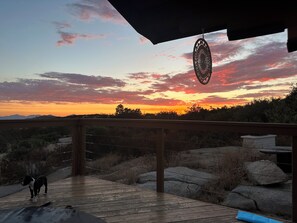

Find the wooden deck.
[{"left": 0, "top": 176, "right": 289, "bottom": 223}]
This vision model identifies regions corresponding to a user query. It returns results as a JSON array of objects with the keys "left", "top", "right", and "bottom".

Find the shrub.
[
  {"left": 198, "top": 148, "right": 269, "bottom": 203},
  {"left": 87, "top": 153, "right": 123, "bottom": 172}
]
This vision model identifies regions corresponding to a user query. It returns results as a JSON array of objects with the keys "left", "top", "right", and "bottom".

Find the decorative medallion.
[{"left": 193, "top": 38, "right": 212, "bottom": 85}]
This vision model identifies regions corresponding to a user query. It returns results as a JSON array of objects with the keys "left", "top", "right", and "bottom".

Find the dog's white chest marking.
[{"left": 29, "top": 178, "right": 35, "bottom": 190}]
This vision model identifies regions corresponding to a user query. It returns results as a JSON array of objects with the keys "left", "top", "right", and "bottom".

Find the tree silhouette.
[{"left": 115, "top": 104, "right": 142, "bottom": 118}]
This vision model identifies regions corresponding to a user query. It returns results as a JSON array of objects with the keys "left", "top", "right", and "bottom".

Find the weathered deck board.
[{"left": 0, "top": 176, "right": 290, "bottom": 223}]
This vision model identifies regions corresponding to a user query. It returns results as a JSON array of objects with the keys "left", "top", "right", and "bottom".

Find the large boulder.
[
  {"left": 137, "top": 166, "right": 217, "bottom": 198},
  {"left": 245, "top": 160, "right": 288, "bottom": 185},
  {"left": 224, "top": 185, "right": 292, "bottom": 216},
  {"left": 138, "top": 181, "right": 201, "bottom": 198}
]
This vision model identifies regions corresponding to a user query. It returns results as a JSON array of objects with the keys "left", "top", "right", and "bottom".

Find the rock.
[
  {"left": 47, "top": 166, "right": 71, "bottom": 183},
  {"left": 138, "top": 181, "right": 201, "bottom": 198},
  {"left": 138, "top": 166, "right": 216, "bottom": 184},
  {"left": 0, "top": 184, "right": 24, "bottom": 198},
  {"left": 137, "top": 166, "right": 217, "bottom": 198},
  {"left": 223, "top": 191, "right": 257, "bottom": 211},
  {"left": 245, "top": 160, "right": 288, "bottom": 185},
  {"left": 224, "top": 185, "right": 292, "bottom": 216}
]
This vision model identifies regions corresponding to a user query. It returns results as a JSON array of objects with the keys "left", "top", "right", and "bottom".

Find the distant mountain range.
[{"left": 0, "top": 114, "right": 39, "bottom": 120}]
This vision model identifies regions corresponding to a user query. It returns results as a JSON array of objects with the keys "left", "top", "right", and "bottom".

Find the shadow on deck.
[{"left": 0, "top": 176, "right": 290, "bottom": 223}]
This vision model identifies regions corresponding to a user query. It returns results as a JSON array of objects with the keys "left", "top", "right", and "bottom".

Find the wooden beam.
[
  {"left": 156, "top": 128, "right": 165, "bottom": 193},
  {"left": 81, "top": 118, "right": 297, "bottom": 135},
  {"left": 0, "top": 118, "right": 74, "bottom": 129},
  {"left": 287, "top": 26, "right": 297, "bottom": 52},
  {"left": 71, "top": 120, "right": 86, "bottom": 176},
  {"left": 292, "top": 135, "right": 297, "bottom": 222}
]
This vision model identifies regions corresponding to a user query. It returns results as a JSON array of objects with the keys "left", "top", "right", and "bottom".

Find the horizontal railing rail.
[
  {"left": 0, "top": 118, "right": 296, "bottom": 221},
  {"left": 82, "top": 118, "right": 297, "bottom": 135},
  {"left": 1, "top": 118, "right": 297, "bottom": 134}
]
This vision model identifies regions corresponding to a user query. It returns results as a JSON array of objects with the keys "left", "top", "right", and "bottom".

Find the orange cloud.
[{"left": 196, "top": 96, "right": 247, "bottom": 108}]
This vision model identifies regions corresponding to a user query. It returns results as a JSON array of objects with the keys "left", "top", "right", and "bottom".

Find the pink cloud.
[
  {"left": 1, "top": 34, "right": 295, "bottom": 108},
  {"left": 140, "top": 80, "right": 152, "bottom": 84},
  {"left": 68, "top": 0, "right": 126, "bottom": 24},
  {"left": 197, "top": 96, "right": 248, "bottom": 107},
  {"left": 151, "top": 70, "right": 236, "bottom": 94},
  {"left": 128, "top": 72, "right": 171, "bottom": 85},
  {"left": 141, "top": 98, "right": 186, "bottom": 106},
  {"left": 127, "top": 41, "right": 296, "bottom": 96},
  {"left": 39, "top": 72, "right": 125, "bottom": 87},
  {"left": 235, "top": 90, "right": 288, "bottom": 99},
  {"left": 0, "top": 79, "right": 130, "bottom": 103},
  {"left": 182, "top": 32, "right": 251, "bottom": 64},
  {"left": 151, "top": 74, "right": 164, "bottom": 80},
  {"left": 210, "top": 40, "right": 247, "bottom": 64},
  {"left": 0, "top": 73, "right": 186, "bottom": 106},
  {"left": 182, "top": 37, "right": 250, "bottom": 65},
  {"left": 214, "top": 42, "right": 297, "bottom": 84},
  {"left": 53, "top": 21, "right": 71, "bottom": 29},
  {"left": 155, "top": 53, "right": 178, "bottom": 61},
  {"left": 139, "top": 36, "right": 149, "bottom": 44},
  {"left": 181, "top": 52, "right": 192, "bottom": 61},
  {"left": 243, "top": 83, "right": 291, "bottom": 90},
  {"left": 128, "top": 72, "right": 150, "bottom": 80},
  {"left": 157, "top": 40, "right": 297, "bottom": 95},
  {"left": 56, "top": 31, "right": 105, "bottom": 46}
]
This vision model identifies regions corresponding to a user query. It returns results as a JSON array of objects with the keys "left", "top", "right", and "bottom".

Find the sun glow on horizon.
[
  {"left": 0, "top": 93, "right": 287, "bottom": 117},
  {"left": 0, "top": 101, "right": 189, "bottom": 116}
]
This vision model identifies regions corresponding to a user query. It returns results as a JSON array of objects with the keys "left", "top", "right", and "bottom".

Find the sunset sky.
[{"left": 0, "top": 0, "right": 296, "bottom": 117}]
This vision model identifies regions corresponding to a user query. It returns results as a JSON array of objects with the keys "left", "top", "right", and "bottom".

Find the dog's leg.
[
  {"left": 30, "top": 188, "right": 34, "bottom": 199},
  {"left": 34, "top": 187, "right": 38, "bottom": 197},
  {"left": 32, "top": 187, "right": 39, "bottom": 202},
  {"left": 44, "top": 178, "right": 48, "bottom": 194}
]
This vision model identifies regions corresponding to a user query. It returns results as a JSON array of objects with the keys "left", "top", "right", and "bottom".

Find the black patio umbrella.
[
  {"left": 108, "top": 0, "right": 297, "bottom": 52},
  {"left": 0, "top": 202, "right": 106, "bottom": 223}
]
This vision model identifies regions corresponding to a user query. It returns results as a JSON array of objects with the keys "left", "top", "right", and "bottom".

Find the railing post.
[
  {"left": 156, "top": 128, "right": 165, "bottom": 193},
  {"left": 71, "top": 119, "right": 86, "bottom": 176},
  {"left": 293, "top": 135, "right": 297, "bottom": 222}
]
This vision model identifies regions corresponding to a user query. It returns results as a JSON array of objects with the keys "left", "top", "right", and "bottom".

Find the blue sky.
[
  {"left": 0, "top": 0, "right": 296, "bottom": 116},
  {"left": 0, "top": 0, "right": 190, "bottom": 80}
]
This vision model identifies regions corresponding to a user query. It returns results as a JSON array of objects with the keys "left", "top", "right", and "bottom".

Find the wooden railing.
[{"left": 0, "top": 118, "right": 297, "bottom": 221}]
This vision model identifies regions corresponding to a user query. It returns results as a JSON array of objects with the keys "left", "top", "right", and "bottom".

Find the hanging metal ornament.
[{"left": 193, "top": 32, "right": 212, "bottom": 85}]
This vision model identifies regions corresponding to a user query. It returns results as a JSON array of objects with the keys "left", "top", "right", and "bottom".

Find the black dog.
[{"left": 21, "top": 175, "right": 48, "bottom": 199}]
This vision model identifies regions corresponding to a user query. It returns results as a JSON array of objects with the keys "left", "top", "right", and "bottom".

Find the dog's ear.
[{"left": 21, "top": 175, "right": 32, "bottom": 185}]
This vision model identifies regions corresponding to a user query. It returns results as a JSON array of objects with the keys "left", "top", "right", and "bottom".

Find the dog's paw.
[{"left": 32, "top": 197, "right": 38, "bottom": 203}]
